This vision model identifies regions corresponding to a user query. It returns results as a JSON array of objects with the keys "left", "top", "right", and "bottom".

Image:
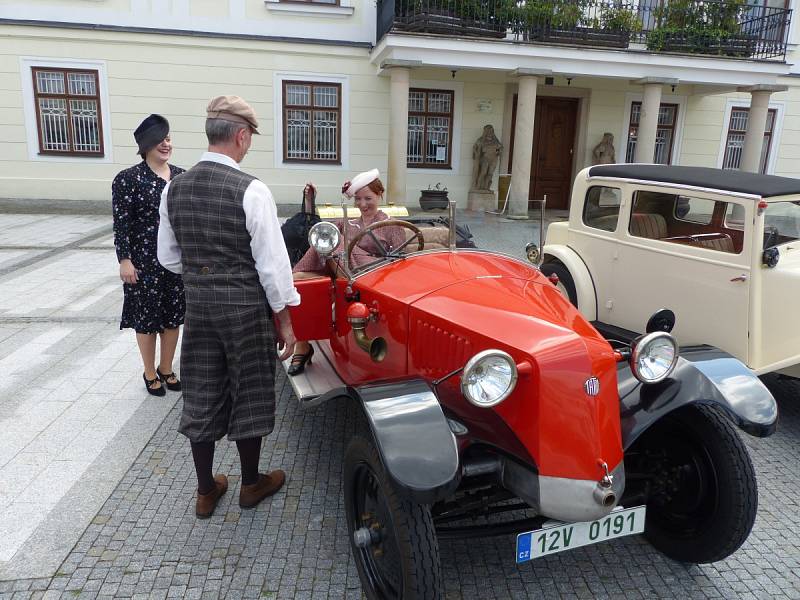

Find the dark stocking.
[
  {"left": 236, "top": 437, "right": 262, "bottom": 486},
  {"left": 191, "top": 441, "right": 216, "bottom": 495}
]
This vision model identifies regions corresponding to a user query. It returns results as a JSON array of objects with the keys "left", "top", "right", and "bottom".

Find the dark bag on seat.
[{"left": 281, "top": 187, "right": 321, "bottom": 266}]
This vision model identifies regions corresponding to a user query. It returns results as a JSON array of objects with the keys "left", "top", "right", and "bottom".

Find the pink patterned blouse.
[{"left": 292, "top": 210, "right": 408, "bottom": 273}]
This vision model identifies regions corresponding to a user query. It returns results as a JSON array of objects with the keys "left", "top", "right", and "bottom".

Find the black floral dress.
[{"left": 112, "top": 161, "right": 186, "bottom": 334}]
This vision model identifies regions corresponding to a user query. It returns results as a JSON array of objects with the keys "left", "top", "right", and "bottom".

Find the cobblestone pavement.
[{"left": 2, "top": 210, "right": 800, "bottom": 599}]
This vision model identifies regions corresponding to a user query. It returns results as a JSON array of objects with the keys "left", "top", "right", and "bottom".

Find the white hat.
[{"left": 344, "top": 168, "right": 380, "bottom": 198}]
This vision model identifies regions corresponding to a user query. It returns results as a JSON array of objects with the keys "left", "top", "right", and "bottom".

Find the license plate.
[{"left": 515, "top": 505, "right": 646, "bottom": 563}]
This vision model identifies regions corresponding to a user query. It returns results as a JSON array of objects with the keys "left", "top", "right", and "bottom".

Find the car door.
[
  {"left": 610, "top": 189, "right": 752, "bottom": 362},
  {"left": 754, "top": 199, "right": 800, "bottom": 372},
  {"left": 567, "top": 183, "right": 626, "bottom": 323}
]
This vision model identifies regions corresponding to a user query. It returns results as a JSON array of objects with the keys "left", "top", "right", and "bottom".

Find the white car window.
[
  {"left": 630, "top": 191, "right": 742, "bottom": 254},
  {"left": 675, "top": 196, "right": 714, "bottom": 225},
  {"left": 723, "top": 203, "right": 746, "bottom": 231},
  {"left": 763, "top": 201, "right": 800, "bottom": 248},
  {"left": 582, "top": 186, "right": 621, "bottom": 232}
]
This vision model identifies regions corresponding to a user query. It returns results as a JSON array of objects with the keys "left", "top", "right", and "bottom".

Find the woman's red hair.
[{"left": 366, "top": 178, "right": 385, "bottom": 196}]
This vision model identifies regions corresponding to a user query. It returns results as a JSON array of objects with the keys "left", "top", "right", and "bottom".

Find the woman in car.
[{"left": 288, "top": 168, "right": 406, "bottom": 375}]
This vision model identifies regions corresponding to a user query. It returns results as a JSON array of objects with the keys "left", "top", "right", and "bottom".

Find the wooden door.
[{"left": 509, "top": 96, "right": 578, "bottom": 210}]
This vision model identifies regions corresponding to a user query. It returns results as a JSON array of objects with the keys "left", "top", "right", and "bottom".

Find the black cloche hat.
[{"left": 134, "top": 114, "right": 169, "bottom": 155}]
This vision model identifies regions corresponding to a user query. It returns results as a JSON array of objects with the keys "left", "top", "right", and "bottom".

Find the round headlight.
[
  {"left": 461, "top": 349, "right": 518, "bottom": 408},
  {"left": 630, "top": 331, "right": 679, "bottom": 384},
  {"left": 308, "top": 221, "right": 340, "bottom": 257}
]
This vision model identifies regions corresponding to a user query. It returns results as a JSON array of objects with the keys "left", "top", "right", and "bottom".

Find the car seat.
[
  {"left": 695, "top": 236, "right": 735, "bottom": 253},
  {"left": 629, "top": 213, "right": 668, "bottom": 240}
]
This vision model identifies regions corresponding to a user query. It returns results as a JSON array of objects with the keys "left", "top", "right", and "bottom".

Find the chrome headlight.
[
  {"left": 630, "top": 331, "right": 678, "bottom": 384},
  {"left": 308, "top": 221, "right": 340, "bottom": 257},
  {"left": 461, "top": 349, "right": 518, "bottom": 408},
  {"left": 525, "top": 242, "right": 540, "bottom": 264}
]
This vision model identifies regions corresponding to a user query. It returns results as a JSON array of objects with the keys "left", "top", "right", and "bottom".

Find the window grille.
[
  {"left": 722, "top": 107, "right": 776, "bottom": 174},
  {"left": 282, "top": 81, "right": 341, "bottom": 164},
  {"left": 625, "top": 102, "right": 678, "bottom": 165},
  {"left": 407, "top": 88, "right": 454, "bottom": 169},
  {"left": 32, "top": 68, "right": 103, "bottom": 156}
]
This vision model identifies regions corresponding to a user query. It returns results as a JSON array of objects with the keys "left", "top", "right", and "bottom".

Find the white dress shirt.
[{"left": 157, "top": 151, "right": 300, "bottom": 312}]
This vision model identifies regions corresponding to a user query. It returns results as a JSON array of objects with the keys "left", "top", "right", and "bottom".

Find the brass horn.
[{"left": 347, "top": 303, "right": 387, "bottom": 362}]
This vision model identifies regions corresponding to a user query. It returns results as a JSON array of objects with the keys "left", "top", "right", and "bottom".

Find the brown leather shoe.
[
  {"left": 239, "top": 470, "right": 286, "bottom": 509},
  {"left": 195, "top": 474, "right": 228, "bottom": 519}
]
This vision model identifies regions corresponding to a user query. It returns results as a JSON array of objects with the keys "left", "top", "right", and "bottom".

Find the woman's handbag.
[{"left": 281, "top": 185, "right": 321, "bottom": 266}]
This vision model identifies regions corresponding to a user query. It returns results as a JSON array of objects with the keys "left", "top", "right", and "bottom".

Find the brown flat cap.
[{"left": 206, "top": 95, "right": 260, "bottom": 134}]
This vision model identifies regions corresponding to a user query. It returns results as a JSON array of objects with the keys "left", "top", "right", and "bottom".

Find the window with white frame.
[
  {"left": 407, "top": 88, "right": 454, "bottom": 169},
  {"left": 32, "top": 67, "right": 103, "bottom": 156},
  {"left": 625, "top": 102, "right": 678, "bottom": 164},
  {"left": 282, "top": 80, "right": 341, "bottom": 164},
  {"left": 722, "top": 107, "right": 776, "bottom": 174}
]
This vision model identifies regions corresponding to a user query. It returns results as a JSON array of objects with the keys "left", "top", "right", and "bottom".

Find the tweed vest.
[{"left": 167, "top": 160, "right": 266, "bottom": 306}]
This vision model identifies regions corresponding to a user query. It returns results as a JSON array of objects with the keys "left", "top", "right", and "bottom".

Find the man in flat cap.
[{"left": 157, "top": 95, "right": 299, "bottom": 518}]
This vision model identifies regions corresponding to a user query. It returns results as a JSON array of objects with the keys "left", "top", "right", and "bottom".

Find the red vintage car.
[{"left": 283, "top": 206, "right": 777, "bottom": 600}]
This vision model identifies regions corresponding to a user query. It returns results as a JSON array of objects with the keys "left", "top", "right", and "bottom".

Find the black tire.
[
  {"left": 540, "top": 261, "right": 578, "bottom": 306},
  {"left": 626, "top": 404, "right": 758, "bottom": 563},
  {"left": 344, "top": 435, "right": 442, "bottom": 600}
]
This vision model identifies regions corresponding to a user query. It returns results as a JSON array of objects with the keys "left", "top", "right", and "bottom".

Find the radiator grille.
[{"left": 413, "top": 319, "right": 472, "bottom": 375}]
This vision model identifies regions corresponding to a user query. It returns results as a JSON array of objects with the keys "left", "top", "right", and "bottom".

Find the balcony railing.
[{"left": 377, "top": 0, "right": 792, "bottom": 60}]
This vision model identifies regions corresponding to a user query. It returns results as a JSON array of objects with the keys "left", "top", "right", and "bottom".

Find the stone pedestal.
[{"left": 467, "top": 190, "right": 496, "bottom": 211}]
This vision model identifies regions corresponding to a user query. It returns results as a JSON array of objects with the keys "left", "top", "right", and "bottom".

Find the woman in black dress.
[{"left": 112, "top": 114, "right": 185, "bottom": 396}]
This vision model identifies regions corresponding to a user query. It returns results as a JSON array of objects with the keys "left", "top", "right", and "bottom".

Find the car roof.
[{"left": 587, "top": 164, "right": 800, "bottom": 199}]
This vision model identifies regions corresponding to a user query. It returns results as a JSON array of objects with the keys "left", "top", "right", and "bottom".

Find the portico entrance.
[{"left": 509, "top": 96, "right": 578, "bottom": 210}]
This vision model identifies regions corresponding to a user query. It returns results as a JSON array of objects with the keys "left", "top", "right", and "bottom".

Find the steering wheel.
[
  {"left": 763, "top": 225, "right": 779, "bottom": 249},
  {"left": 347, "top": 219, "right": 425, "bottom": 266}
]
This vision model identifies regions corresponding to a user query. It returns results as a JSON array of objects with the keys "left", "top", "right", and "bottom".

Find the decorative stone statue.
[
  {"left": 471, "top": 125, "right": 502, "bottom": 191},
  {"left": 592, "top": 132, "right": 616, "bottom": 165}
]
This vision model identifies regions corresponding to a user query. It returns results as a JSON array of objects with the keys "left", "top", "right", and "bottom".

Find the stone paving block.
[{"left": 4, "top": 213, "right": 800, "bottom": 598}]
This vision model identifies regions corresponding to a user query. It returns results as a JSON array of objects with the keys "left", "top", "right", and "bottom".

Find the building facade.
[{"left": 0, "top": 0, "right": 797, "bottom": 212}]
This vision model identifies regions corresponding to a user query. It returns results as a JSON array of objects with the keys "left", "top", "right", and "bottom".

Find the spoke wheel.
[
  {"left": 626, "top": 404, "right": 758, "bottom": 563},
  {"left": 344, "top": 436, "right": 442, "bottom": 600}
]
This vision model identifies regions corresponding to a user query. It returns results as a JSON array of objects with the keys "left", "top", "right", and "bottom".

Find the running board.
[
  {"left": 590, "top": 321, "right": 640, "bottom": 345},
  {"left": 281, "top": 341, "right": 345, "bottom": 408}
]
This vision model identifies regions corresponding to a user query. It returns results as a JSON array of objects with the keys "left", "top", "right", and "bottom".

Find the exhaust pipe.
[
  {"left": 593, "top": 461, "right": 617, "bottom": 507},
  {"left": 347, "top": 303, "right": 387, "bottom": 362},
  {"left": 593, "top": 484, "right": 617, "bottom": 508}
]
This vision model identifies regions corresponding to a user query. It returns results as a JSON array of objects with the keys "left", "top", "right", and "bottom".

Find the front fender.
[
  {"left": 320, "top": 379, "right": 460, "bottom": 503},
  {"left": 542, "top": 244, "right": 597, "bottom": 320},
  {"left": 619, "top": 345, "right": 778, "bottom": 450}
]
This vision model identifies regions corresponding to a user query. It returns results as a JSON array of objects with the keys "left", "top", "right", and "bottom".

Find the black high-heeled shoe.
[
  {"left": 287, "top": 346, "right": 314, "bottom": 376},
  {"left": 157, "top": 367, "right": 182, "bottom": 391},
  {"left": 143, "top": 372, "right": 166, "bottom": 396}
]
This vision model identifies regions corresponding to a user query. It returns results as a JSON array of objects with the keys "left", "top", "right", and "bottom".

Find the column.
[
  {"left": 387, "top": 67, "right": 410, "bottom": 205},
  {"left": 508, "top": 74, "right": 538, "bottom": 218},
  {"left": 740, "top": 90, "right": 772, "bottom": 173},
  {"left": 634, "top": 82, "right": 663, "bottom": 164}
]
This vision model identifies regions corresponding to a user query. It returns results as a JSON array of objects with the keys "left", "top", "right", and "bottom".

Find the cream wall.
[
  {"left": 3, "top": 23, "right": 800, "bottom": 207},
  {"left": 404, "top": 69, "right": 507, "bottom": 207},
  {"left": 0, "top": 25, "right": 383, "bottom": 204},
  {"left": 504, "top": 77, "right": 800, "bottom": 179},
  {"left": 0, "top": 0, "right": 374, "bottom": 44}
]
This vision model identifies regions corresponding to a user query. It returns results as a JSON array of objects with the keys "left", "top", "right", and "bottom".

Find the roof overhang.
[{"left": 373, "top": 34, "right": 791, "bottom": 88}]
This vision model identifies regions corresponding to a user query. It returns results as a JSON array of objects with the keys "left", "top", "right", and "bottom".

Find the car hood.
[
  {"left": 406, "top": 269, "right": 622, "bottom": 481},
  {"left": 409, "top": 268, "right": 604, "bottom": 352},
  {"left": 355, "top": 250, "right": 541, "bottom": 305}
]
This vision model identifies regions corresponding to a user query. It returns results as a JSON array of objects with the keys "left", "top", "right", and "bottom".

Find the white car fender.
[{"left": 542, "top": 244, "right": 598, "bottom": 321}]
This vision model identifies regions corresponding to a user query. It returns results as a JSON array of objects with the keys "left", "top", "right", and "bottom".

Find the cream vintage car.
[{"left": 531, "top": 163, "right": 800, "bottom": 378}]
